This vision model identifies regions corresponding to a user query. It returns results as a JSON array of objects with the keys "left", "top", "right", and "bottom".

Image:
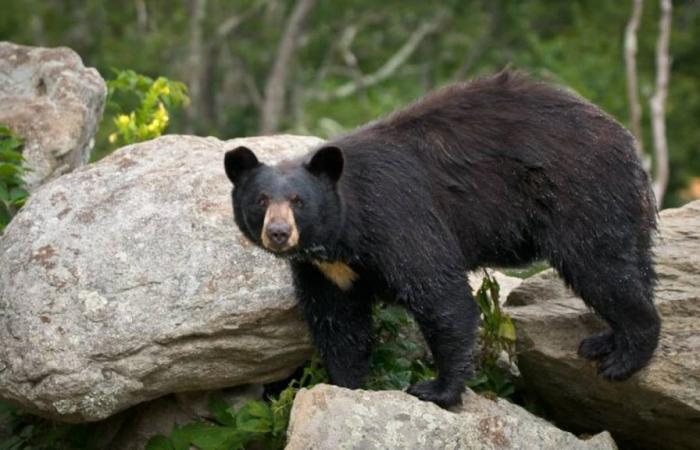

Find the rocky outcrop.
[
  {"left": 0, "top": 42, "right": 106, "bottom": 189},
  {"left": 506, "top": 200, "right": 700, "bottom": 450},
  {"left": 0, "top": 135, "right": 320, "bottom": 422},
  {"left": 286, "top": 384, "right": 617, "bottom": 450}
]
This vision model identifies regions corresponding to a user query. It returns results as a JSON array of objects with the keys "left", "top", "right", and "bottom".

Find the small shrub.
[
  {"left": 106, "top": 70, "right": 189, "bottom": 146},
  {"left": 468, "top": 271, "right": 518, "bottom": 398},
  {"left": 0, "top": 125, "right": 29, "bottom": 232}
]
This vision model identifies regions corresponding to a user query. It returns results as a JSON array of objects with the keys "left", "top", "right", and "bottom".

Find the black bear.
[{"left": 224, "top": 71, "right": 660, "bottom": 408}]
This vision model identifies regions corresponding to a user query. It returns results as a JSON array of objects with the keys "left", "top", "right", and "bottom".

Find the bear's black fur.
[{"left": 224, "top": 70, "right": 661, "bottom": 409}]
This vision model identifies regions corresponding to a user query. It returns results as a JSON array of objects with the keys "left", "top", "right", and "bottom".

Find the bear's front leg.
[
  {"left": 390, "top": 262, "right": 480, "bottom": 409},
  {"left": 291, "top": 261, "right": 374, "bottom": 388}
]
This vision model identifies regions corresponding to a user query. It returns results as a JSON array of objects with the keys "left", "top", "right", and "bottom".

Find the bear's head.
[{"left": 224, "top": 145, "right": 344, "bottom": 258}]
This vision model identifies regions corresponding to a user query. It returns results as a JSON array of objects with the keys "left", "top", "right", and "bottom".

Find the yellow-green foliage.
[
  {"left": 106, "top": 70, "right": 189, "bottom": 146},
  {"left": 0, "top": 125, "right": 28, "bottom": 232}
]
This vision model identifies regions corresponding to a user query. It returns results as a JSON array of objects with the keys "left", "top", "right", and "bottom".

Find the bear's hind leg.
[{"left": 555, "top": 250, "right": 660, "bottom": 381}]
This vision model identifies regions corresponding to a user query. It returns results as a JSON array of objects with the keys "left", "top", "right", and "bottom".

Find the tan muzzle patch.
[{"left": 261, "top": 201, "right": 299, "bottom": 251}]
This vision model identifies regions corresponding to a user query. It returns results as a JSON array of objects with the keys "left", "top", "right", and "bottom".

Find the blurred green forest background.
[{"left": 1, "top": 0, "right": 698, "bottom": 207}]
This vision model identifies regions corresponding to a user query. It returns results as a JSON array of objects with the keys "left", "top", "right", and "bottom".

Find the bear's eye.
[
  {"left": 290, "top": 195, "right": 304, "bottom": 208},
  {"left": 257, "top": 194, "right": 269, "bottom": 207}
]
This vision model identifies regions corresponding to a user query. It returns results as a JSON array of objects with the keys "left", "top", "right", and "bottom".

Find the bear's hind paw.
[
  {"left": 597, "top": 350, "right": 639, "bottom": 381},
  {"left": 578, "top": 330, "right": 615, "bottom": 361}
]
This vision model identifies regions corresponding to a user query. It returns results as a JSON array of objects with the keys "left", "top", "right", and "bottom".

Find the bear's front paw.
[{"left": 407, "top": 379, "right": 463, "bottom": 409}]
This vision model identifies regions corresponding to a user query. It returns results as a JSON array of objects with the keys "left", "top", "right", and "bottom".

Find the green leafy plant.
[
  {"left": 365, "top": 303, "right": 435, "bottom": 390},
  {"left": 474, "top": 272, "right": 517, "bottom": 361},
  {"left": 468, "top": 272, "right": 518, "bottom": 398},
  {"left": 0, "top": 125, "right": 29, "bottom": 232},
  {"left": 106, "top": 70, "right": 189, "bottom": 146},
  {"left": 367, "top": 275, "right": 518, "bottom": 398},
  {"left": 146, "top": 359, "right": 328, "bottom": 450}
]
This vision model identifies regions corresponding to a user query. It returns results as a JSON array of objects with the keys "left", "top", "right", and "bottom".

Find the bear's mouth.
[{"left": 264, "top": 243, "right": 299, "bottom": 257}]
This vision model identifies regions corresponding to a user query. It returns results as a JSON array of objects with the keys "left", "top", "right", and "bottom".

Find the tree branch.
[
  {"left": 337, "top": 25, "right": 368, "bottom": 96},
  {"left": 624, "top": 0, "right": 645, "bottom": 159},
  {"left": 312, "top": 12, "right": 447, "bottom": 102},
  {"left": 650, "top": 0, "right": 672, "bottom": 205},
  {"left": 260, "top": 0, "right": 316, "bottom": 134},
  {"left": 213, "top": 0, "right": 267, "bottom": 41}
]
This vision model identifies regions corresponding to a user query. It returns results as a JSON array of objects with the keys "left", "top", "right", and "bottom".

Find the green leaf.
[
  {"left": 466, "top": 372, "right": 489, "bottom": 388},
  {"left": 3, "top": 137, "right": 22, "bottom": 152},
  {"left": 488, "top": 279, "right": 500, "bottom": 303},
  {"left": 0, "top": 208, "right": 11, "bottom": 230},
  {"left": 498, "top": 318, "right": 517, "bottom": 341},
  {"left": 169, "top": 424, "right": 196, "bottom": 450},
  {"left": 0, "top": 149, "right": 23, "bottom": 163},
  {"left": 0, "top": 163, "right": 20, "bottom": 178},
  {"left": 9, "top": 187, "right": 27, "bottom": 204},
  {"left": 145, "top": 435, "right": 175, "bottom": 450},
  {"left": 236, "top": 401, "right": 273, "bottom": 434},
  {"left": 208, "top": 395, "right": 236, "bottom": 426},
  {"left": 176, "top": 423, "right": 243, "bottom": 450}
]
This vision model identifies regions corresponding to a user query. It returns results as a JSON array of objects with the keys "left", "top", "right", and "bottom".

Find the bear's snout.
[
  {"left": 260, "top": 201, "right": 300, "bottom": 252},
  {"left": 266, "top": 221, "right": 291, "bottom": 247}
]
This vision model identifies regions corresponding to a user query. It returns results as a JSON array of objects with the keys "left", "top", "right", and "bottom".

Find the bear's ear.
[
  {"left": 307, "top": 146, "right": 344, "bottom": 183},
  {"left": 224, "top": 146, "right": 260, "bottom": 185}
]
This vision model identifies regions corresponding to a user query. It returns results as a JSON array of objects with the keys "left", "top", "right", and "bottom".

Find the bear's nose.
[{"left": 266, "top": 222, "right": 291, "bottom": 246}]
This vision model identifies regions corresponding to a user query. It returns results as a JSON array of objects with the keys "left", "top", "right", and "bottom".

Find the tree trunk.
[
  {"left": 135, "top": 0, "right": 149, "bottom": 32},
  {"left": 185, "top": 0, "right": 208, "bottom": 133},
  {"left": 624, "top": 0, "right": 645, "bottom": 159},
  {"left": 650, "top": 0, "right": 672, "bottom": 205},
  {"left": 259, "top": 0, "right": 316, "bottom": 134}
]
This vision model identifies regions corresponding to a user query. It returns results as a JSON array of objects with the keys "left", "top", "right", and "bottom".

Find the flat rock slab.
[
  {"left": 0, "top": 135, "right": 320, "bottom": 422},
  {"left": 506, "top": 200, "right": 700, "bottom": 450},
  {"left": 286, "top": 384, "right": 616, "bottom": 450},
  {"left": 0, "top": 42, "right": 106, "bottom": 189}
]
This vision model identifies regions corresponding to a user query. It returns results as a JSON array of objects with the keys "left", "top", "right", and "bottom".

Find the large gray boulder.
[
  {"left": 506, "top": 200, "right": 700, "bottom": 450},
  {"left": 0, "top": 135, "right": 319, "bottom": 422},
  {"left": 286, "top": 384, "right": 617, "bottom": 450},
  {"left": 0, "top": 42, "right": 106, "bottom": 189}
]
